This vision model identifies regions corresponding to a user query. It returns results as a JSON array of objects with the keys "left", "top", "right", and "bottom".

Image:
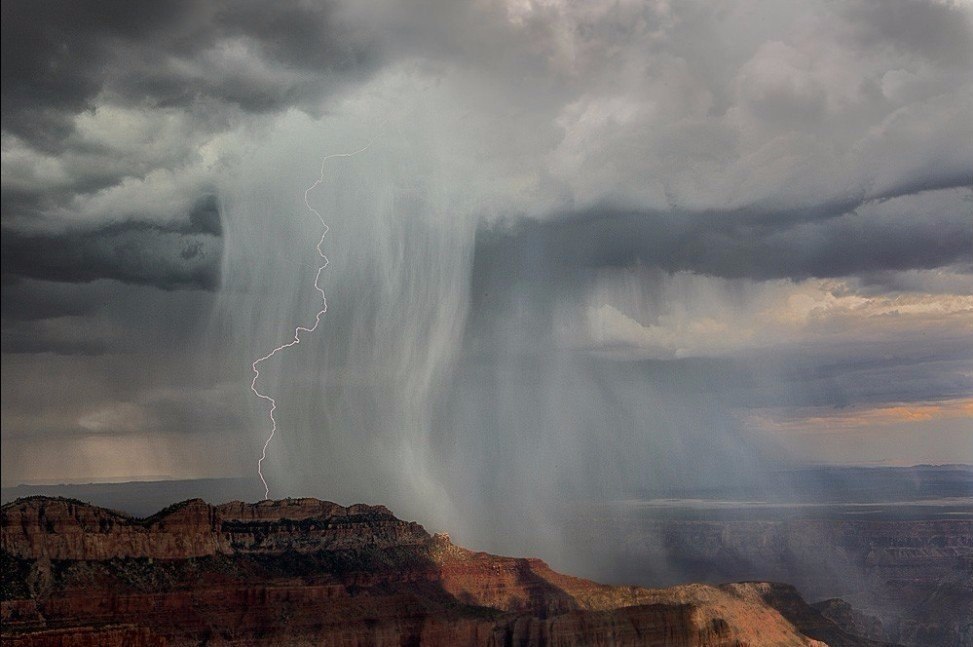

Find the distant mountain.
[
  {"left": 3, "top": 464, "right": 970, "bottom": 519},
  {"left": 0, "top": 477, "right": 260, "bottom": 517},
  {"left": 0, "top": 496, "right": 894, "bottom": 647},
  {"left": 627, "top": 463, "right": 973, "bottom": 503}
]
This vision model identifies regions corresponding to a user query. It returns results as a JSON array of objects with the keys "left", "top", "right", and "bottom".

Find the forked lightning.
[{"left": 250, "top": 143, "right": 371, "bottom": 500}]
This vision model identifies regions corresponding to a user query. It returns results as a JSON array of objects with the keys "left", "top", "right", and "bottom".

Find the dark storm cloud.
[
  {"left": 0, "top": 223, "right": 221, "bottom": 290},
  {"left": 1, "top": 284, "right": 217, "bottom": 372},
  {"left": 0, "top": 192, "right": 221, "bottom": 364},
  {"left": 1, "top": 0, "right": 378, "bottom": 151},
  {"left": 1, "top": 0, "right": 206, "bottom": 151},
  {"left": 1, "top": 0, "right": 377, "bottom": 308},
  {"left": 472, "top": 187, "right": 972, "bottom": 287},
  {"left": 0, "top": 278, "right": 99, "bottom": 322},
  {"left": 1, "top": 196, "right": 222, "bottom": 290},
  {"left": 215, "top": 1, "right": 375, "bottom": 73}
]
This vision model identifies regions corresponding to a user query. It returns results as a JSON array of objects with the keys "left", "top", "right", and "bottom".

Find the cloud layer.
[{"left": 2, "top": 0, "right": 971, "bottom": 563}]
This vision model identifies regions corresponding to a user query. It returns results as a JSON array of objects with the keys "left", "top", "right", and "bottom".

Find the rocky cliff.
[
  {"left": 566, "top": 513, "right": 973, "bottom": 646},
  {"left": 1, "top": 497, "right": 894, "bottom": 646},
  {"left": 1, "top": 497, "right": 426, "bottom": 561}
]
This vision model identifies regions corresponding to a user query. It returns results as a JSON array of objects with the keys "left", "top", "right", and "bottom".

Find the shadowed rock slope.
[{"left": 1, "top": 497, "right": 898, "bottom": 646}]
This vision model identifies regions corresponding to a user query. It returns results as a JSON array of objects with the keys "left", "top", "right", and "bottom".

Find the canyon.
[
  {"left": 567, "top": 507, "right": 973, "bottom": 646},
  {"left": 1, "top": 496, "right": 894, "bottom": 647}
]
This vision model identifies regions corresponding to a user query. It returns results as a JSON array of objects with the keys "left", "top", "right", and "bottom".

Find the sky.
[{"left": 2, "top": 0, "right": 972, "bottom": 546}]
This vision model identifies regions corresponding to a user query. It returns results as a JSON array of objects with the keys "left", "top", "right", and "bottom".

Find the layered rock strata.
[{"left": 2, "top": 497, "right": 895, "bottom": 646}]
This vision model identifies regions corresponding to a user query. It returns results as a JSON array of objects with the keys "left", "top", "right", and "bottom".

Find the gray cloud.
[
  {"left": 1, "top": 0, "right": 971, "bottom": 567},
  {"left": 1, "top": 0, "right": 378, "bottom": 151},
  {"left": 0, "top": 279, "right": 100, "bottom": 322},
  {"left": 845, "top": 0, "right": 973, "bottom": 66},
  {"left": 857, "top": 263, "right": 973, "bottom": 295},
  {"left": 0, "top": 329, "right": 109, "bottom": 357},
  {"left": 471, "top": 187, "right": 972, "bottom": 288},
  {"left": 1, "top": 196, "right": 222, "bottom": 290},
  {"left": 0, "top": 1, "right": 376, "bottom": 341},
  {"left": 740, "top": 342, "right": 973, "bottom": 409},
  {"left": 0, "top": 276, "right": 219, "bottom": 358}
]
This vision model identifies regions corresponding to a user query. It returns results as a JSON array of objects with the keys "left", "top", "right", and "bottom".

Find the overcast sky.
[{"left": 2, "top": 0, "right": 971, "bottom": 538}]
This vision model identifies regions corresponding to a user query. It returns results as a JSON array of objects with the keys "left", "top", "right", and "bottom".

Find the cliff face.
[
  {"left": 1, "top": 497, "right": 888, "bottom": 647},
  {"left": 812, "top": 599, "right": 886, "bottom": 643},
  {"left": 566, "top": 514, "right": 973, "bottom": 647},
  {"left": 1, "top": 497, "right": 427, "bottom": 561}
]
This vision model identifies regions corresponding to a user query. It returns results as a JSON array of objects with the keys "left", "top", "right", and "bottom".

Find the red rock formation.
[
  {"left": 1, "top": 497, "right": 884, "bottom": 646},
  {"left": 1, "top": 625, "right": 166, "bottom": 647}
]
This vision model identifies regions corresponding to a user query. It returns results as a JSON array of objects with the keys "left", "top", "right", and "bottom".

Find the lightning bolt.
[{"left": 250, "top": 142, "right": 371, "bottom": 500}]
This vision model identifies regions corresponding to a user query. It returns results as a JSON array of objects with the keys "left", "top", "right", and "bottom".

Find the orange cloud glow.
[{"left": 747, "top": 397, "right": 973, "bottom": 433}]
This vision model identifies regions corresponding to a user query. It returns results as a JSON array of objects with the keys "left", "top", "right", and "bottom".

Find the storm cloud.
[
  {"left": 1, "top": 0, "right": 377, "bottom": 150},
  {"left": 2, "top": 203, "right": 221, "bottom": 292},
  {"left": 473, "top": 187, "right": 972, "bottom": 287},
  {"left": 2, "top": 0, "right": 971, "bottom": 564}
]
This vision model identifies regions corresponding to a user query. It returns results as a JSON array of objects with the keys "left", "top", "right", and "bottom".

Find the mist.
[{"left": 214, "top": 81, "right": 784, "bottom": 571}]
